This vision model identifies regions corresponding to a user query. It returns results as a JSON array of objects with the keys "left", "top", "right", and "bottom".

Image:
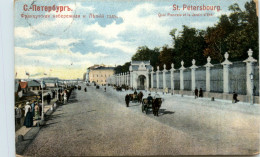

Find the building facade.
[{"left": 88, "top": 65, "right": 115, "bottom": 85}]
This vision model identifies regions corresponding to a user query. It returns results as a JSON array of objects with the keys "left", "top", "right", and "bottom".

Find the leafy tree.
[
  {"left": 170, "top": 26, "right": 206, "bottom": 68},
  {"left": 114, "top": 62, "right": 131, "bottom": 74},
  {"left": 131, "top": 46, "right": 160, "bottom": 69},
  {"left": 157, "top": 45, "right": 174, "bottom": 70}
]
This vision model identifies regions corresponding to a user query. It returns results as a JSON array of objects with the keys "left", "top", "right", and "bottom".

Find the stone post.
[
  {"left": 243, "top": 49, "right": 257, "bottom": 96},
  {"left": 170, "top": 63, "right": 175, "bottom": 92},
  {"left": 190, "top": 59, "right": 198, "bottom": 91},
  {"left": 204, "top": 57, "right": 213, "bottom": 92},
  {"left": 179, "top": 61, "right": 186, "bottom": 90},
  {"left": 163, "top": 64, "right": 167, "bottom": 89},
  {"left": 151, "top": 67, "right": 154, "bottom": 89},
  {"left": 221, "top": 52, "right": 232, "bottom": 93},
  {"left": 156, "top": 66, "right": 160, "bottom": 89}
]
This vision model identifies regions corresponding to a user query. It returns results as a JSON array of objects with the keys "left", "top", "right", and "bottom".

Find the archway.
[{"left": 137, "top": 75, "right": 146, "bottom": 90}]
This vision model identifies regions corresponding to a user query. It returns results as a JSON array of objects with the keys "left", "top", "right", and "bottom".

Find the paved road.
[{"left": 23, "top": 85, "right": 260, "bottom": 156}]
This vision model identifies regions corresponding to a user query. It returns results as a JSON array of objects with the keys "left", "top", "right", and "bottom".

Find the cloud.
[
  {"left": 15, "top": 46, "right": 108, "bottom": 69},
  {"left": 93, "top": 39, "right": 135, "bottom": 54},
  {"left": 15, "top": 27, "right": 34, "bottom": 39},
  {"left": 27, "top": 38, "right": 81, "bottom": 47}
]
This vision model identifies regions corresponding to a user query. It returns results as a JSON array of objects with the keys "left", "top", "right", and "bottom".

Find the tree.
[
  {"left": 131, "top": 46, "right": 160, "bottom": 69},
  {"left": 157, "top": 45, "right": 174, "bottom": 70},
  {"left": 170, "top": 26, "right": 206, "bottom": 68},
  {"left": 114, "top": 62, "right": 131, "bottom": 74}
]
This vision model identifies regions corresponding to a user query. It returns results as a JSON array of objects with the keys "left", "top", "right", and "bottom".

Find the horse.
[
  {"left": 152, "top": 98, "right": 162, "bottom": 116},
  {"left": 137, "top": 92, "right": 143, "bottom": 103}
]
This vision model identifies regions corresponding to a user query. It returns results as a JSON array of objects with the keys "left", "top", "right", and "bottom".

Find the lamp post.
[
  {"left": 41, "top": 79, "right": 45, "bottom": 120},
  {"left": 249, "top": 72, "right": 254, "bottom": 105}
]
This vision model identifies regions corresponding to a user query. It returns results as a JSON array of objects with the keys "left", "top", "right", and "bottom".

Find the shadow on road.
[{"left": 159, "top": 109, "right": 175, "bottom": 115}]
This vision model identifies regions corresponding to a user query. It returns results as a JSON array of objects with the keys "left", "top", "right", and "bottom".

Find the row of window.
[
  {"left": 92, "top": 74, "right": 111, "bottom": 77},
  {"left": 96, "top": 80, "right": 106, "bottom": 82}
]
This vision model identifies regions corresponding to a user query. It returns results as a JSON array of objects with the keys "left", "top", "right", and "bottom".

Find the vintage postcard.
[{"left": 14, "top": 0, "right": 260, "bottom": 156}]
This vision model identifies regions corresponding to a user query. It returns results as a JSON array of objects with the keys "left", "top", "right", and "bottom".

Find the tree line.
[{"left": 114, "top": 0, "right": 258, "bottom": 74}]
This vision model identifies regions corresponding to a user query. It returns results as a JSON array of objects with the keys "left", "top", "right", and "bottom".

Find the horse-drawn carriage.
[
  {"left": 142, "top": 94, "right": 162, "bottom": 116},
  {"left": 129, "top": 91, "right": 143, "bottom": 103}
]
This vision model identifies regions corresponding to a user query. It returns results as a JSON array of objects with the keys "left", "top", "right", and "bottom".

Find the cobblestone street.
[{"left": 23, "top": 84, "right": 260, "bottom": 156}]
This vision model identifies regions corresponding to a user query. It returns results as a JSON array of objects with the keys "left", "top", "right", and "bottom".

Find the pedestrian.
[
  {"left": 31, "top": 101, "right": 35, "bottom": 117},
  {"left": 84, "top": 87, "right": 87, "bottom": 92},
  {"left": 63, "top": 90, "right": 67, "bottom": 104},
  {"left": 47, "top": 93, "right": 51, "bottom": 105},
  {"left": 34, "top": 102, "right": 40, "bottom": 120},
  {"left": 199, "top": 88, "right": 203, "bottom": 97},
  {"left": 24, "top": 102, "right": 31, "bottom": 117},
  {"left": 233, "top": 92, "right": 239, "bottom": 103},
  {"left": 125, "top": 94, "right": 130, "bottom": 107},
  {"left": 195, "top": 88, "right": 198, "bottom": 99},
  {"left": 15, "top": 104, "right": 22, "bottom": 126},
  {"left": 104, "top": 87, "right": 106, "bottom": 92},
  {"left": 39, "top": 100, "right": 42, "bottom": 116},
  {"left": 24, "top": 107, "right": 33, "bottom": 128}
]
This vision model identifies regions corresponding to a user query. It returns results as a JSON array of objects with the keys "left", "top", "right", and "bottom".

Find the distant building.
[
  {"left": 27, "top": 80, "right": 41, "bottom": 91},
  {"left": 88, "top": 64, "right": 115, "bottom": 85}
]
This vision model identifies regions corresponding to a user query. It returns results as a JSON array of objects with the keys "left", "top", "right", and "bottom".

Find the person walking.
[
  {"left": 47, "top": 93, "right": 51, "bottom": 105},
  {"left": 199, "top": 88, "right": 203, "bottom": 97},
  {"left": 63, "top": 90, "right": 67, "bottom": 104},
  {"left": 31, "top": 101, "right": 35, "bottom": 117},
  {"left": 34, "top": 102, "right": 40, "bottom": 120},
  {"left": 125, "top": 94, "right": 130, "bottom": 107},
  {"left": 195, "top": 88, "right": 198, "bottom": 99},
  {"left": 233, "top": 92, "right": 239, "bottom": 103},
  {"left": 104, "top": 87, "right": 106, "bottom": 92},
  {"left": 24, "top": 102, "right": 31, "bottom": 117},
  {"left": 84, "top": 87, "right": 87, "bottom": 92},
  {"left": 24, "top": 107, "right": 33, "bottom": 128},
  {"left": 15, "top": 104, "right": 22, "bottom": 126}
]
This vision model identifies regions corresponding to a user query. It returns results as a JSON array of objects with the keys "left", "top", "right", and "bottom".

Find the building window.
[
  {"left": 101, "top": 80, "right": 103, "bottom": 82},
  {"left": 97, "top": 75, "right": 98, "bottom": 77},
  {"left": 97, "top": 80, "right": 98, "bottom": 82}
]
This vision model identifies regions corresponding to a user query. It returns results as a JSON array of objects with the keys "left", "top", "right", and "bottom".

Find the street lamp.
[
  {"left": 249, "top": 72, "right": 254, "bottom": 105},
  {"left": 41, "top": 79, "right": 45, "bottom": 120}
]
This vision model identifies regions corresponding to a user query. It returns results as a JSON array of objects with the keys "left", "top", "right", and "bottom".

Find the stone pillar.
[
  {"left": 179, "top": 61, "right": 186, "bottom": 90},
  {"left": 151, "top": 67, "right": 154, "bottom": 89},
  {"left": 156, "top": 66, "right": 160, "bottom": 89},
  {"left": 170, "top": 63, "right": 175, "bottom": 91},
  {"left": 126, "top": 72, "right": 128, "bottom": 86},
  {"left": 221, "top": 52, "right": 232, "bottom": 93},
  {"left": 204, "top": 57, "right": 213, "bottom": 92},
  {"left": 146, "top": 69, "right": 150, "bottom": 90},
  {"left": 190, "top": 59, "right": 198, "bottom": 91},
  {"left": 243, "top": 49, "right": 257, "bottom": 96},
  {"left": 163, "top": 64, "right": 167, "bottom": 89}
]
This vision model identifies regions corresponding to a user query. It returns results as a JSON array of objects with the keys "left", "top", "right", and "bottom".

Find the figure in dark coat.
[
  {"left": 24, "top": 108, "right": 33, "bottom": 128},
  {"left": 195, "top": 88, "right": 198, "bottom": 98},
  {"left": 47, "top": 93, "right": 51, "bottom": 105},
  {"left": 199, "top": 88, "right": 203, "bottom": 97},
  {"left": 125, "top": 94, "right": 130, "bottom": 107},
  {"left": 84, "top": 87, "right": 87, "bottom": 92},
  {"left": 147, "top": 94, "right": 153, "bottom": 105},
  {"left": 233, "top": 92, "right": 239, "bottom": 103}
]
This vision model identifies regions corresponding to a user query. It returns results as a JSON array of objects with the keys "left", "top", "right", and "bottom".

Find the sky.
[{"left": 14, "top": 0, "right": 250, "bottom": 79}]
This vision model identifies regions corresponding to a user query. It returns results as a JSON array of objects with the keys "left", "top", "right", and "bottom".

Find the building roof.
[
  {"left": 131, "top": 61, "right": 150, "bottom": 65},
  {"left": 19, "top": 82, "right": 28, "bottom": 89},
  {"left": 28, "top": 80, "right": 40, "bottom": 87}
]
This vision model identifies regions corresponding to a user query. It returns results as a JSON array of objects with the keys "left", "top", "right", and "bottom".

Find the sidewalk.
[{"left": 15, "top": 98, "right": 60, "bottom": 155}]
